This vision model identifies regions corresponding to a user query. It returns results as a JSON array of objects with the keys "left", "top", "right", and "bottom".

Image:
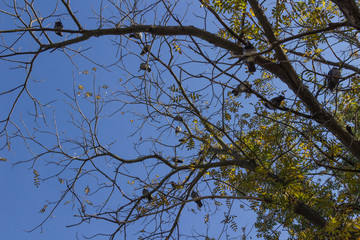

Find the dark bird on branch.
[
  {"left": 346, "top": 125, "right": 354, "bottom": 136},
  {"left": 174, "top": 115, "right": 184, "bottom": 122},
  {"left": 178, "top": 137, "right": 188, "bottom": 144},
  {"left": 265, "top": 95, "right": 285, "bottom": 110},
  {"left": 172, "top": 157, "right": 184, "bottom": 164},
  {"left": 191, "top": 190, "right": 203, "bottom": 208},
  {"left": 232, "top": 81, "right": 252, "bottom": 96},
  {"left": 243, "top": 41, "right": 256, "bottom": 73},
  {"left": 326, "top": 67, "right": 341, "bottom": 91},
  {"left": 140, "top": 45, "right": 151, "bottom": 56},
  {"left": 171, "top": 181, "right": 180, "bottom": 189},
  {"left": 142, "top": 188, "right": 153, "bottom": 202},
  {"left": 54, "top": 20, "right": 63, "bottom": 36},
  {"left": 140, "top": 63, "right": 151, "bottom": 72}
]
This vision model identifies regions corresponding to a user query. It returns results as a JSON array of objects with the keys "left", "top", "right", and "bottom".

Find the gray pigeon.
[
  {"left": 54, "top": 20, "right": 63, "bottom": 36},
  {"left": 265, "top": 95, "right": 285, "bottom": 110},
  {"left": 175, "top": 126, "right": 182, "bottom": 135},
  {"left": 140, "top": 63, "right": 151, "bottom": 72},
  {"left": 129, "top": 32, "right": 143, "bottom": 40},
  {"left": 243, "top": 41, "right": 256, "bottom": 73},
  {"left": 140, "top": 45, "right": 151, "bottom": 56},
  {"left": 326, "top": 67, "right": 341, "bottom": 91},
  {"left": 191, "top": 190, "right": 203, "bottom": 208},
  {"left": 142, "top": 188, "right": 153, "bottom": 202},
  {"left": 232, "top": 81, "right": 252, "bottom": 96}
]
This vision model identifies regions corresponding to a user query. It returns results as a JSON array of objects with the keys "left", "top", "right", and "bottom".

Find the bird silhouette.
[
  {"left": 191, "top": 190, "right": 203, "bottom": 208},
  {"left": 243, "top": 41, "right": 256, "bottom": 73},
  {"left": 178, "top": 137, "right": 188, "bottom": 144},
  {"left": 140, "top": 45, "right": 151, "bottom": 56},
  {"left": 54, "top": 20, "right": 63, "bottom": 36},
  {"left": 346, "top": 125, "right": 354, "bottom": 136},
  {"left": 172, "top": 157, "right": 184, "bottom": 164},
  {"left": 140, "top": 63, "right": 151, "bottom": 72},
  {"left": 171, "top": 181, "right": 180, "bottom": 189},
  {"left": 174, "top": 115, "right": 184, "bottom": 122},
  {"left": 142, "top": 188, "right": 153, "bottom": 202},
  {"left": 232, "top": 81, "right": 252, "bottom": 96},
  {"left": 326, "top": 67, "right": 341, "bottom": 91},
  {"left": 265, "top": 95, "right": 285, "bottom": 110}
]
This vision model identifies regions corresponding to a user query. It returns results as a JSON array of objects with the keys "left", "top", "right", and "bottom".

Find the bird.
[
  {"left": 142, "top": 188, "right": 153, "bottom": 202},
  {"left": 140, "top": 45, "right": 151, "bottom": 56},
  {"left": 175, "top": 126, "right": 182, "bottom": 135},
  {"left": 129, "top": 32, "right": 143, "bottom": 40},
  {"left": 326, "top": 67, "right": 341, "bottom": 91},
  {"left": 232, "top": 81, "right": 252, "bottom": 96},
  {"left": 179, "top": 137, "right": 187, "bottom": 144},
  {"left": 171, "top": 181, "right": 180, "bottom": 189},
  {"left": 172, "top": 157, "right": 184, "bottom": 164},
  {"left": 140, "top": 63, "right": 151, "bottom": 72},
  {"left": 243, "top": 41, "right": 256, "bottom": 73},
  {"left": 54, "top": 20, "right": 63, "bottom": 36},
  {"left": 346, "top": 125, "right": 354, "bottom": 136},
  {"left": 174, "top": 115, "right": 184, "bottom": 122},
  {"left": 265, "top": 95, "right": 285, "bottom": 110},
  {"left": 191, "top": 190, "right": 203, "bottom": 208}
]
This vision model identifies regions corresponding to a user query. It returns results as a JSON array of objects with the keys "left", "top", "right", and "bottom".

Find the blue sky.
[{"left": 0, "top": 1, "right": 307, "bottom": 239}]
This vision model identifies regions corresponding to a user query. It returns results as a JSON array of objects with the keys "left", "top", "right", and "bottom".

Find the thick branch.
[{"left": 247, "top": 0, "right": 360, "bottom": 162}]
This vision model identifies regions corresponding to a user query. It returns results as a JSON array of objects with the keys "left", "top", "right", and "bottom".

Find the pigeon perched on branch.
[
  {"left": 175, "top": 126, "right": 182, "bottom": 135},
  {"left": 264, "top": 96, "right": 285, "bottom": 110},
  {"left": 129, "top": 32, "right": 143, "bottom": 40},
  {"left": 232, "top": 81, "right": 252, "bottom": 96},
  {"left": 54, "top": 20, "right": 63, "bottom": 36},
  {"left": 142, "top": 188, "right": 153, "bottom": 202},
  {"left": 174, "top": 115, "right": 184, "bottom": 122},
  {"left": 178, "top": 137, "right": 188, "bottom": 144},
  {"left": 140, "top": 45, "right": 151, "bottom": 56},
  {"left": 171, "top": 181, "right": 180, "bottom": 189},
  {"left": 191, "top": 190, "right": 203, "bottom": 208},
  {"left": 140, "top": 63, "right": 151, "bottom": 72},
  {"left": 243, "top": 41, "right": 256, "bottom": 73},
  {"left": 172, "top": 157, "right": 184, "bottom": 164},
  {"left": 326, "top": 67, "right": 341, "bottom": 91},
  {"left": 346, "top": 125, "right": 354, "bottom": 136}
]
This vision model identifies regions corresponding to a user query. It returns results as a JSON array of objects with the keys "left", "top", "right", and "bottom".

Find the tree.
[{"left": 1, "top": 0, "right": 360, "bottom": 239}]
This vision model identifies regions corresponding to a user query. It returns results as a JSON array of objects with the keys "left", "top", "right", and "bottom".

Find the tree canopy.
[{"left": 1, "top": 0, "right": 360, "bottom": 239}]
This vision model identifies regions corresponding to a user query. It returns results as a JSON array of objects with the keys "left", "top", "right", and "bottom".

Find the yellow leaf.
[
  {"left": 39, "top": 204, "right": 48, "bottom": 213},
  {"left": 83, "top": 70, "right": 89, "bottom": 74},
  {"left": 96, "top": 95, "right": 100, "bottom": 100},
  {"left": 92, "top": 67, "right": 97, "bottom": 71},
  {"left": 249, "top": 8, "right": 255, "bottom": 17},
  {"left": 78, "top": 85, "right": 84, "bottom": 90},
  {"left": 85, "top": 92, "right": 93, "bottom": 97}
]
